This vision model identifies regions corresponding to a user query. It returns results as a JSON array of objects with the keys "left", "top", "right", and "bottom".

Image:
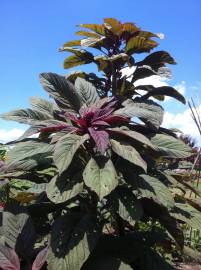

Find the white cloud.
[
  {"left": 174, "top": 81, "right": 185, "bottom": 96},
  {"left": 0, "top": 128, "right": 25, "bottom": 143},
  {"left": 162, "top": 106, "right": 201, "bottom": 145}
]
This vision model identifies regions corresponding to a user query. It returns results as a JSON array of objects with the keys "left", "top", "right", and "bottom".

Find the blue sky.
[{"left": 0, "top": 0, "right": 201, "bottom": 142}]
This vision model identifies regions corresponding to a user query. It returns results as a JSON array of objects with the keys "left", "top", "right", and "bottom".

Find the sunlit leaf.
[
  {"left": 126, "top": 36, "right": 158, "bottom": 54},
  {"left": 110, "top": 139, "right": 147, "bottom": 172},
  {"left": 83, "top": 158, "right": 118, "bottom": 199},
  {"left": 53, "top": 133, "right": 89, "bottom": 174},
  {"left": 151, "top": 134, "right": 192, "bottom": 158}
]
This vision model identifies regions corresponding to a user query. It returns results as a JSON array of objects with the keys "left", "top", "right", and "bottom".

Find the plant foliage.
[{"left": 0, "top": 18, "right": 199, "bottom": 270}]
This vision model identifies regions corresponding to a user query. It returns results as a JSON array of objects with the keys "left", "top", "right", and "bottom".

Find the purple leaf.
[
  {"left": 92, "top": 120, "right": 110, "bottom": 127},
  {"left": 100, "top": 97, "right": 118, "bottom": 110},
  {"left": 40, "top": 124, "right": 76, "bottom": 133},
  {"left": 32, "top": 247, "right": 48, "bottom": 270},
  {"left": 104, "top": 115, "right": 130, "bottom": 124},
  {"left": 0, "top": 244, "right": 20, "bottom": 270},
  {"left": 93, "top": 107, "right": 115, "bottom": 121},
  {"left": 88, "top": 128, "right": 109, "bottom": 154},
  {"left": 64, "top": 112, "right": 78, "bottom": 123}
]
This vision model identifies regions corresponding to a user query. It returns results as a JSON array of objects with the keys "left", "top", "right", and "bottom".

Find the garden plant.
[{"left": 0, "top": 18, "right": 201, "bottom": 269}]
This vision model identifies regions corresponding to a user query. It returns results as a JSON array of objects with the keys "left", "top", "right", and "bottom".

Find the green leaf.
[
  {"left": 126, "top": 36, "right": 158, "bottom": 54},
  {"left": 66, "top": 70, "right": 86, "bottom": 82},
  {"left": 115, "top": 186, "right": 143, "bottom": 225},
  {"left": 6, "top": 155, "right": 52, "bottom": 172},
  {"left": 83, "top": 158, "right": 118, "bottom": 200},
  {"left": 3, "top": 205, "right": 36, "bottom": 257},
  {"left": 47, "top": 213, "right": 100, "bottom": 270},
  {"left": 171, "top": 203, "right": 201, "bottom": 230},
  {"left": 135, "top": 174, "right": 174, "bottom": 208},
  {"left": 137, "top": 31, "right": 163, "bottom": 39},
  {"left": 115, "top": 99, "right": 164, "bottom": 129},
  {"left": 62, "top": 40, "right": 81, "bottom": 47},
  {"left": 0, "top": 108, "right": 52, "bottom": 125},
  {"left": 123, "top": 22, "right": 140, "bottom": 33},
  {"left": 137, "top": 85, "right": 186, "bottom": 104},
  {"left": 46, "top": 173, "right": 83, "bottom": 204},
  {"left": 110, "top": 139, "right": 147, "bottom": 172},
  {"left": 6, "top": 141, "right": 54, "bottom": 166},
  {"left": 151, "top": 134, "right": 192, "bottom": 158},
  {"left": 108, "top": 128, "right": 154, "bottom": 149},
  {"left": 62, "top": 48, "right": 94, "bottom": 69},
  {"left": 79, "top": 23, "right": 105, "bottom": 35},
  {"left": 104, "top": 18, "right": 122, "bottom": 35},
  {"left": 29, "top": 97, "right": 56, "bottom": 115},
  {"left": 39, "top": 72, "right": 82, "bottom": 112},
  {"left": 75, "top": 77, "right": 100, "bottom": 106},
  {"left": 94, "top": 53, "right": 129, "bottom": 71},
  {"left": 64, "top": 55, "right": 93, "bottom": 69},
  {"left": 76, "top": 30, "right": 101, "bottom": 38},
  {"left": 53, "top": 134, "right": 89, "bottom": 174}
]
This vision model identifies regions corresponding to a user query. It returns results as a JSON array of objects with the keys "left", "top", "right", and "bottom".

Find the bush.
[{"left": 0, "top": 18, "right": 200, "bottom": 270}]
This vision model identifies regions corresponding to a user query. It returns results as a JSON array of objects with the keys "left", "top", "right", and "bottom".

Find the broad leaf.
[
  {"left": 115, "top": 186, "right": 143, "bottom": 225},
  {"left": 75, "top": 77, "right": 100, "bottom": 106},
  {"left": 151, "top": 134, "right": 192, "bottom": 158},
  {"left": 141, "top": 199, "right": 184, "bottom": 248},
  {"left": 53, "top": 133, "right": 89, "bottom": 174},
  {"left": 76, "top": 30, "right": 101, "bottom": 38},
  {"left": 122, "top": 22, "right": 140, "bottom": 33},
  {"left": 0, "top": 108, "right": 52, "bottom": 125},
  {"left": 46, "top": 173, "right": 83, "bottom": 204},
  {"left": 135, "top": 174, "right": 174, "bottom": 208},
  {"left": 3, "top": 205, "right": 36, "bottom": 257},
  {"left": 47, "top": 213, "right": 100, "bottom": 270},
  {"left": 79, "top": 23, "right": 105, "bottom": 35},
  {"left": 110, "top": 139, "right": 147, "bottom": 172},
  {"left": 131, "top": 67, "right": 156, "bottom": 82},
  {"left": 6, "top": 141, "right": 54, "bottom": 167},
  {"left": 0, "top": 244, "right": 20, "bottom": 270},
  {"left": 136, "top": 85, "right": 186, "bottom": 104},
  {"left": 108, "top": 127, "right": 154, "bottom": 149},
  {"left": 17, "top": 119, "right": 68, "bottom": 141},
  {"left": 83, "top": 158, "right": 118, "bottom": 199},
  {"left": 171, "top": 203, "right": 201, "bottom": 230},
  {"left": 88, "top": 128, "right": 109, "bottom": 154},
  {"left": 116, "top": 99, "right": 164, "bottom": 129},
  {"left": 39, "top": 72, "right": 82, "bottom": 112},
  {"left": 30, "top": 97, "right": 56, "bottom": 115},
  {"left": 63, "top": 49, "right": 94, "bottom": 69},
  {"left": 62, "top": 40, "right": 81, "bottom": 47},
  {"left": 32, "top": 247, "right": 48, "bottom": 270},
  {"left": 104, "top": 18, "right": 122, "bottom": 36},
  {"left": 126, "top": 36, "right": 158, "bottom": 54},
  {"left": 137, "top": 51, "right": 176, "bottom": 71}
]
